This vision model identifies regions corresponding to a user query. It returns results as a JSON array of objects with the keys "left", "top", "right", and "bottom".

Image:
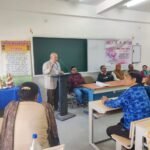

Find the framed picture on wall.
[{"left": 132, "top": 44, "right": 141, "bottom": 63}]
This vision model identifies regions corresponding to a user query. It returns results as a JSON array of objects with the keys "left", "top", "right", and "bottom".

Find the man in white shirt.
[{"left": 42, "top": 52, "right": 62, "bottom": 110}]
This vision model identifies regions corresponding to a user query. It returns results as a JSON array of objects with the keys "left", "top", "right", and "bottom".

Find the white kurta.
[{"left": 42, "top": 61, "right": 61, "bottom": 89}]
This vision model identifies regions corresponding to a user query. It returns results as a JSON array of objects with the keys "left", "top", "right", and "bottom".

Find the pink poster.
[{"left": 105, "top": 40, "right": 132, "bottom": 64}]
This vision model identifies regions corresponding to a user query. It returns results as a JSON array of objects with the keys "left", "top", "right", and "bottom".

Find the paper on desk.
[{"left": 96, "top": 81, "right": 110, "bottom": 87}]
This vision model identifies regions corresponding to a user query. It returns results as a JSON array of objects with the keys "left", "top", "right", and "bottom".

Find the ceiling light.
[{"left": 124, "top": 0, "right": 147, "bottom": 7}]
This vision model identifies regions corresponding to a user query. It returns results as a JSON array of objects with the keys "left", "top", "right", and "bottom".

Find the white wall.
[{"left": 88, "top": 40, "right": 106, "bottom": 71}]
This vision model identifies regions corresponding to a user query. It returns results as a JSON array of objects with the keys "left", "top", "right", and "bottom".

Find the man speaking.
[{"left": 42, "top": 52, "right": 62, "bottom": 110}]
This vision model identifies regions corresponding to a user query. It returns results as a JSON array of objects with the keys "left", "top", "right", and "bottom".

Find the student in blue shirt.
[{"left": 102, "top": 70, "right": 150, "bottom": 138}]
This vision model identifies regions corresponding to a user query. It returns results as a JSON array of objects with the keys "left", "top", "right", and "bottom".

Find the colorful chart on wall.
[
  {"left": 105, "top": 39, "right": 132, "bottom": 65},
  {"left": 1, "top": 41, "right": 31, "bottom": 76}
]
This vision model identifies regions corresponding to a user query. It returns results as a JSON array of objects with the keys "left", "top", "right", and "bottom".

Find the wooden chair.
[{"left": 112, "top": 118, "right": 150, "bottom": 150}]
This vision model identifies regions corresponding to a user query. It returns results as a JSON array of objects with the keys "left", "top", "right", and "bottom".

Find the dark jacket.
[{"left": 97, "top": 72, "right": 114, "bottom": 82}]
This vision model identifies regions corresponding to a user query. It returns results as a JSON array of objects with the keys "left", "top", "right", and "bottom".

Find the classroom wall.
[
  {"left": 0, "top": 0, "right": 150, "bottom": 99},
  {"left": 0, "top": 0, "right": 150, "bottom": 67}
]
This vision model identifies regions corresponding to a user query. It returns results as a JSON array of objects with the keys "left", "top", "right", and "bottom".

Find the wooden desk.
[
  {"left": 89, "top": 100, "right": 120, "bottom": 150},
  {"left": 135, "top": 119, "right": 150, "bottom": 150},
  {"left": 82, "top": 80, "right": 130, "bottom": 101}
]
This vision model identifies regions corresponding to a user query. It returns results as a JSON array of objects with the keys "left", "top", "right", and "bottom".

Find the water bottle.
[{"left": 30, "top": 133, "right": 42, "bottom": 150}]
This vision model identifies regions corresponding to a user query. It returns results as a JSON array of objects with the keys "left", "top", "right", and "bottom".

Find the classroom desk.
[
  {"left": 82, "top": 80, "right": 130, "bottom": 101},
  {"left": 0, "top": 86, "right": 42, "bottom": 109},
  {"left": 135, "top": 118, "right": 150, "bottom": 150},
  {"left": 89, "top": 100, "right": 120, "bottom": 150}
]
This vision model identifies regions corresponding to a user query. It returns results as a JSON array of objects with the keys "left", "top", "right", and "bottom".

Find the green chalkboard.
[{"left": 33, "top": 37, "right": 87, "bottom": 75}]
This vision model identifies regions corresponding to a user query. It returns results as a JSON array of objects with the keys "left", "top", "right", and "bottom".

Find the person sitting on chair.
[
  {"left": 97, "top": 65, "right": 114, "bottom": 82},
  {"left": 102, "top": 71, "right": 150, "bottom": 139},
  {"left": 141, "top": 65, "right": 150, "bottom": 78},
  {"left": 0, "top": 82, "right": 59, "bottom": 150},
  {"left": 112, "top": 63, "right": 124, "bottom": 80},
  {"left": 68, "top": 66, "right": 90, "bottom": 105},
  {"left": 128, "top": 64, "right": 134, "bottom": 72}
]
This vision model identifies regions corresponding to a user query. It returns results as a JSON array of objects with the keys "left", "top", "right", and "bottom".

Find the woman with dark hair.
[
  {"left": 102, "top": 71, "right": 150, "bottom": 139},
  {"left": 0, "top": 82, "right": 59, "bottom": 150}
]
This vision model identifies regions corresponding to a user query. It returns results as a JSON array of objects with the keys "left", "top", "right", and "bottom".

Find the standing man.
[{"left": 43, "top": 52, "right": 62, "bottom": 110}]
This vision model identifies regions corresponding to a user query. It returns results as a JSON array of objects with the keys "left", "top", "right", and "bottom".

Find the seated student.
[
  {"left": 97, "top": 65, "right": 114, "bottom": 82},
  {"left": 101, "top": 71, "right": 150, "bottom": 139},
  {"left": 0, "top": 82, "right": 59, "bottom": 150},
  {"left": 112, "top": 63, "right": 124, "bottom": 80},
  {"left": 128, "top": 64, "right": 134, "bottom": 72},
  {"left": 141, "top": 65, "right": 150, "bottom": 78},
  {"left": 68, "top": 66, "right": 90, "bottom": 105}
]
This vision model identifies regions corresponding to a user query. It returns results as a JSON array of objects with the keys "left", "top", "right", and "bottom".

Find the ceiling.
[
  {"left": 58, "top": 0, "right": 105, "bottom": 5},
  {"left": 77, "top": 0, "right": 104, "bottom": 5},
  {"left": 59, "top": 0, "right": 150, "bottom": 13},
  {"left": 124, "top": 0, "right": 150, "bottom": 13}
]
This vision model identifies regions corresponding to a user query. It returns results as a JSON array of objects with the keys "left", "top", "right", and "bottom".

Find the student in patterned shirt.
[
  {"left": 101, "top": 70, "right": 150, "bottom": 138},
  {"left": 68, "top": 66, "right": 90, "bottom": 105}
]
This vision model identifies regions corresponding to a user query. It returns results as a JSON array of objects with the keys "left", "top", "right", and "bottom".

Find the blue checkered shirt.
[{"left": 105, "top": 84, "right": 150, "bottom": 129}]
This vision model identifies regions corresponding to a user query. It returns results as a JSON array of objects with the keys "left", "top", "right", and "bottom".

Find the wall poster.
[
  {"left": 1, "top": 41, "right": 31, "bottom": 76},
  {"left": 105, "top": 39, "right": 132, "bottom": 66}
]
